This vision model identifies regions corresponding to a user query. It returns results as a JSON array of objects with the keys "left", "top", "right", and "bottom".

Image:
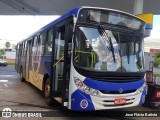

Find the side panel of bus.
[
  {"left": 28, "top": 35, "right": 48, "bottom": 90},
  {"left": 16, "top": 17, "right": 74, "bottom": 107}
]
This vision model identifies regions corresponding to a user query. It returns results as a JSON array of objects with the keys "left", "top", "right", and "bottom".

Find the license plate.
[{"left": 114, "top": 98, "right": 126, "bottom": 104}]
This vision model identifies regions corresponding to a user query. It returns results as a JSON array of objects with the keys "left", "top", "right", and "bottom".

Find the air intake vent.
[
  {"left": 100, "top": 89, "right": 137, "bottom": 94},
  {"left": 88, "top": 76, "right": 143, "bottom": 83}
]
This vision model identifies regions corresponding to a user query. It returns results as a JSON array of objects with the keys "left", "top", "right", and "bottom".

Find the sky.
[
  {"left": 149, "top": 15, "right": 160, "bottom": 38},
  {"left": 144, "top": 15, "right": 160, "bottom": 52},
  {"left": 0, "top": 15, "right": 60, "bottom": 48}
]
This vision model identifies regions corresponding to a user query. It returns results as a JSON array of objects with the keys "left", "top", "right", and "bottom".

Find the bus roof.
[
  {"left": 18, "top": 6, "right": 144, "bottom": 43},
  {"left": 25, "top": 6, "right": 81, "bottom": 40}
]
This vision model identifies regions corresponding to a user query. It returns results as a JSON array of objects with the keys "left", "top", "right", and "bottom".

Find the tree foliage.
[
  {"left": 0, "top": 49, "right": 5, "bottom": 54},
  {"left": 154, "top": 52, "right": 160, "bottom": 67},
  {"left": 156, "top": 51, "right": 160, "bottom": 58},
  {"left": 5, "top": 41, "right": 11, "bottom": 49}
]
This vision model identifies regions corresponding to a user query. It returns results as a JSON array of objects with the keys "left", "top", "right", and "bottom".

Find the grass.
[
  {"left": 3, "top": 59, "right": 15, "bottom": 66},
  {"left": 153, "top": 74, "right": 160, "bottom": 78},
  {"left": 8, "top": 62, "right": 15, "bottom": 66}
]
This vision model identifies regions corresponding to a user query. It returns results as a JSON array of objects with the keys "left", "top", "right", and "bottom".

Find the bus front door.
[
  {"left": 52, "top": 25, "right": 72, "bottom": 105},
  {"left": 52, "top": 27, "right": 65, "bottom": 102}
]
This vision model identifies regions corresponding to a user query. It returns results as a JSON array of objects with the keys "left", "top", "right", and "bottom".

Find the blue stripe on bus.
[
  {"left": 83, "top": 77, "right": 144, "bottom": 91},
  {"left": 145, "top": 24, "right": 153, "bottom": 29},
  {"left": 139, "top": 86, "right": 147, "bottom": 106},
  {"left": 71, "top": 89, "right": 95, "bottom": 111}
]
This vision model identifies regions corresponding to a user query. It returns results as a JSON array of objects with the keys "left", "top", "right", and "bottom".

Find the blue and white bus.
[{"left": 15, "top": 6, "right": 147, "bottom": 111}]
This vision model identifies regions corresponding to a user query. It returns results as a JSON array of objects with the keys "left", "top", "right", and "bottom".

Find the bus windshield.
[{"left": 74, "top": 26, "right": 144, "bottom": 72}]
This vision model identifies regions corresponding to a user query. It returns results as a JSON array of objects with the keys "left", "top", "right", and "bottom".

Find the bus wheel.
[
  {"left": 20, "top": 68, "right": 25, "bottom": 82},
  {"left": 44, "top": 77, "right": 53, "bottom": 106}
]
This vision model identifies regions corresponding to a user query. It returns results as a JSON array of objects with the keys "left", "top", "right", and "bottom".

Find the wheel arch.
[{"left": 42, "top": 73, "right": 50, "bottom": 92}]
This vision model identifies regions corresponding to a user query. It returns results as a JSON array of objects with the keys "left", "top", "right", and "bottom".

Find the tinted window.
[{"left": 45, "top": 28, "right": 53, "bottom": 56}]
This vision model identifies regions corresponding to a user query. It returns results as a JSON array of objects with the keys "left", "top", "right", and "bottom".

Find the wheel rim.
[{"left": 45, "top": 83, "right": 50, "bottom": 97}]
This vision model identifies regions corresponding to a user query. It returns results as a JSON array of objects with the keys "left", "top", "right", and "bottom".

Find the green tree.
[
  {"left": 154, "top": 58, "right": 160, "bottom": 67},
  {"left": 5, "top": 41, "right": 11, "bottom": 49},
  {"left": 0, "top": 49, "right": 5, "bottom": 59},
  {"left": 0, "top": 49, "right": 5, "bottom": 54},
  {"left": 156, "top": 51, "right": 160, "bottom": 58}
]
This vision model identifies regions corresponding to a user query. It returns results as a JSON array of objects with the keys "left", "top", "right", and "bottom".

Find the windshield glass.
[
  {"left": 74, "top": 26, "right": 144, "bottom": 72},
  {"left": 88, "top": 10, "right": 143, "bottom": 30}
]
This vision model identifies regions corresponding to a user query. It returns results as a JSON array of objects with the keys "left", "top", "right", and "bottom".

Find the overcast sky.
[
  {"left": 148, "top": 15, "right": 160, "bottom": 38},
  {"left": 0, "top": 15, "right": 59, "bottom": 48}
]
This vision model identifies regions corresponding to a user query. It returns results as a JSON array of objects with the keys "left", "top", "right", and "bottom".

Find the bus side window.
[
  {"left": 19, "top": 44, "right": 22, "bottom": 57},
  {"left": 16, "top": 45, "right": 19, "bottom": 56},
  {"left": 22, "top": 41, "right": 27, "bottom": 56},
  {"left": 45, "top": 28, "right": 53, "bottom": 56},
  {"left": 24, "top": 41, "right": 28, "bottom": 56},
  {"left": 39, "top": 32, "right": 46, "bottom": 56},
  {"left": 33, "top": 36, "right": 38, "bottom": 46}
]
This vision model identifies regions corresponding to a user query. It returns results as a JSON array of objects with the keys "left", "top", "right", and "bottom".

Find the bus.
[{"left": 15, "top": 6, "right": 147, "bottom": 111}]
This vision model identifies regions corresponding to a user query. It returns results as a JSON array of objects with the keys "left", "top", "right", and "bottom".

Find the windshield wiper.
[
  {"left": 109, "top": 37, "right": 116, "bottom": 63},
  {"left": 127, "top": 32, "right": 136, "bottom": 64},
  {"left": 99, "top": 25, "right": 116, "bottom": 63}
]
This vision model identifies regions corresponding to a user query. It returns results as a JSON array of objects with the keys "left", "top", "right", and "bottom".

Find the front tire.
[{"left": 44, "top": 77, "right": 53, "bottom": 106}]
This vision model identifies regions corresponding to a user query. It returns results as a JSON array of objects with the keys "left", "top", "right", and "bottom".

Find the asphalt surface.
[{"left": 0, "top": 66, "right": 159, "bottom": 120}]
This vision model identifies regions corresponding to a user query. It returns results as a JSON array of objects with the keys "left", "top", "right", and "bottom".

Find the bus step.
[{"left": 51, "top": 91, "right": 62, "bottom": 97}]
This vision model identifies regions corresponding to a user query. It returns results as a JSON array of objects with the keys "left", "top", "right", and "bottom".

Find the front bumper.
[{"left": 71, "top": 85, "right": 147, "bottom": 111}]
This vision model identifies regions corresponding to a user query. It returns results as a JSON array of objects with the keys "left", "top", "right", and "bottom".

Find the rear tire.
[
  {"left": 44, "top": 77, "right": 53, "bottom": 106},
  {"left": 20, "top": 68, "right": 25, "bottom": 82}
]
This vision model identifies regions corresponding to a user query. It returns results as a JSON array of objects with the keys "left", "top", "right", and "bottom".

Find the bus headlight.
[
  {"left": 74, "top": 77, "right": 99, "bottom": 96},
  {"left": 84, "top": 86, "right": 90, "bottom": 93},
  {"left": 92, "top": 89, "right": 99, "bottom": 96},
  {"left": 74, "top": 77, "right": 83, "bottom": 88}
]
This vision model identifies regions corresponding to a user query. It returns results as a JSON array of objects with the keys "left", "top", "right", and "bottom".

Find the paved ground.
[{"left": 0, "top": 66, "right": 159, "bottom": 120}]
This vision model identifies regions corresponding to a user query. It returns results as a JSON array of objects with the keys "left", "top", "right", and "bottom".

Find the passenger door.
[
  {"left": 51, "top": 24, "right": 73, "bottom": 104},
  {"left": 54, "top": 26, "right": 65, "bottom": 93}
]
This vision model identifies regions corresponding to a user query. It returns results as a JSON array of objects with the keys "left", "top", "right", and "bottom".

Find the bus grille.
[
  {"left": 89, "top": 76, "right": 142, "bottom": 82},
  {"left": 100, "top": 89, "right": 137, "bottom": 94}
]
